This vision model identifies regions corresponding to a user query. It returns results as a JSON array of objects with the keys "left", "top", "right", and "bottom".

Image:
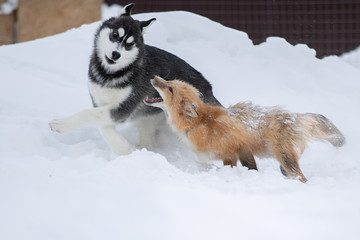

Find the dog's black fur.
[{"left": 89, "top": 3, "right": 221, "bottom": 123}]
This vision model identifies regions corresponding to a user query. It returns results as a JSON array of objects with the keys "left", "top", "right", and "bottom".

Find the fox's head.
[
  {"left": 95, "top": 3, "right": 156, "bottom": 73},
  {"left": 145, "top": 76, "right": 202, "bottom": 127}
]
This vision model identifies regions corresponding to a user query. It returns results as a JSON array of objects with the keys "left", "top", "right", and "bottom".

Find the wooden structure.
[
  {"left": 0, "top": 0, "right": 102, "bottom": 45},
  {"left": 106, "top": 0, "right": 360, "bottom": 58}
]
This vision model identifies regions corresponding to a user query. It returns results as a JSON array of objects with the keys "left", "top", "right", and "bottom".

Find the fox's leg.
[
  {"left": 221, "top": 146, "right": 257, "bottom": 169},
  {"left": 49, "top": 106, "right": 114, "bottom": 133},
  {"left": 223, "top": 158, "right": 238, "bottom": 167},
  {"left": 280, "top": 165, "right": 289, "bottom": 177},
  {"left": 274, "top": 148, "right": 307, "bottom": 183},
  {"left": 238, "top": 146, "right": 258, "bottom": 170}
]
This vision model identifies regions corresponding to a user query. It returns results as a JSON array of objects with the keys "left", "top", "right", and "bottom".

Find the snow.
[
  {"left": 340, "top": 45, "right": 360, "bottom": 70},
  {"left": 0, "top": 0, "right": 18, "bottom": 15},
  {"left": 1, "top": 5, "right": 360, "bottom": 240}
]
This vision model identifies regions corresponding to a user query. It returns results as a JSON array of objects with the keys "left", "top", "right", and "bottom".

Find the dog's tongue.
[{"left": 145, "top": 96, "right": 163, "bottom": 103}]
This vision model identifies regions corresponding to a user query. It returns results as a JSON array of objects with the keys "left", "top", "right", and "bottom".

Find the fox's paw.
[{"left": 49, "top": 118, "right": 74, "bottom": 133}]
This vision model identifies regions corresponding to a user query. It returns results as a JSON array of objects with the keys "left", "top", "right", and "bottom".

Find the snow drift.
[{"left": 0, "top": 7, "right": 360, "bottom": 240}]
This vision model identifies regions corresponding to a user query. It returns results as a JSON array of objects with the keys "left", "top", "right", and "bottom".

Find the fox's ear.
[
  {"left": 120, "top": 3, "right": 135, "bottom": 16},
  {"left": 140, "top": 18, "right": 156, "bottom": 34},
  {"left": 185, "top": 102, "right": 199, "bottom": 118}
]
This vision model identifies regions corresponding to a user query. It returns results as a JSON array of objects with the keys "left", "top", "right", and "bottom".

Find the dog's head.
[
  {"left": 95, "top": 3, "right": 156, "bottom": 73},
  {"left": 145, "top": 76, "right": 201, "bottom": 120}
]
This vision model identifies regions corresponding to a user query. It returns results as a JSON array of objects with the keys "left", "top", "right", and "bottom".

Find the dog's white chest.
[{"left": 88, "top": 82, "right": 132, "bottom": 107}]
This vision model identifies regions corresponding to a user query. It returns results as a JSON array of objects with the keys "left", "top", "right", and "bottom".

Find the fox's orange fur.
[{"left": 147, "top": 76, "right": 345, "bottom": 182}]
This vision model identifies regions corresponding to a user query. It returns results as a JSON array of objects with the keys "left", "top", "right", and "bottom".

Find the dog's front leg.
[
  {"left": 50, "top": 106, "right": 132, "bottom": 155},
  {"left": 134, "top": 113, "right": 165, "bottom": 150},
  {"left": 99, "top": 125, "right": 131, "bottom": 155},
  {"left": 49, "top": 106, "right": 114, "bottom": 133}
]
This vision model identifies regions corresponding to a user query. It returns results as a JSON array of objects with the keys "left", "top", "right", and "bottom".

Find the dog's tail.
[{"left": 297, "top": 113, "right": 345, "bottom": 148}]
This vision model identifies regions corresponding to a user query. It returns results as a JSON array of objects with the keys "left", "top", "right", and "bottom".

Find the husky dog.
[
  {"left": 145, "top": 76, "right": 345, "bottom": 182},
  {"left": 49, "top": 3, "right": 220, "bottom": 155}
]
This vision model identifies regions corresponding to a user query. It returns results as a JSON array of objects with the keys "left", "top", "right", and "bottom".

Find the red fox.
[{"left": 145, "top": 76, "right": 345, "bottom": 182}]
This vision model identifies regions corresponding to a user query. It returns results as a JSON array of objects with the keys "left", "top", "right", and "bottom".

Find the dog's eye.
[
  {"left": 112, "top": 31, "right": 119, "bottom": 38},
  {"left": 125, "top": 41, "right": 134, "bottom": 47},
  {"left": 168, "top": 87, "right": 173, "bottom": 94},
  {"left": 124, "top": 42, "right": 134, "bottom": 50},
  {"left": 125, "top": 36, "right": 135, "bottom": 48}
]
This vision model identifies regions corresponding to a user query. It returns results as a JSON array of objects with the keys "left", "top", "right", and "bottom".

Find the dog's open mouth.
[
  {"left": 145, "top": 96, "right": 163, "bottom": 104},
  {"left": 105, "top": 55, "right": 116, "bottom": 64}
]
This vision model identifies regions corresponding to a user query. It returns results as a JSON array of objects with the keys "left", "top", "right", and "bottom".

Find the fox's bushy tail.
[{"left": 299, "top": 113, "right": 345, "bottom": 147}]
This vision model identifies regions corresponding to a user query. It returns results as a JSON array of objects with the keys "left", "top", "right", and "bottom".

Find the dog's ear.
[
  {"left": 185, "top": 102, "right": 199, "bottom": 118},
  {"left": 140, "top": 18, "right": 156, "bottom": 34},
  {"left": 120, "top": 3, "right": 135, "bottom": 16}
]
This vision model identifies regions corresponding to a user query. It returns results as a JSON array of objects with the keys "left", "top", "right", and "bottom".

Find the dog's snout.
[{"left": 112, "top": 51, "right": 121, "bottom": 60}]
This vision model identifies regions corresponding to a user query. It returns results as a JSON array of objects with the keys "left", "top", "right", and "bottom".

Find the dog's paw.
[
  {"left": 49, "top": 119, "right": 74, "bottom": 133},
  {"left": 112, "top": 144, "right": 132, "bottom": 156},
  {"left": 136, "top": 136, "right": 155, "bottom": 151}
]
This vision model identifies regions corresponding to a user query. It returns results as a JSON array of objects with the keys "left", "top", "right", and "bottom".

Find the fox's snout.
[
  {"left": 150, "top": 78, "right": 156, "bottom": 86},
  {"left": 151, "top": 76, "right": 168, "bottom": 89}
]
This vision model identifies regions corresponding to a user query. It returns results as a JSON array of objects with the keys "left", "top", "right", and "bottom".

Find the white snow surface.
[
  {"left": 340, "top": 45, "right": 360, "bottom": 70},
  {"left": 0, "top": 0, "right": 18, "bottom": 15},
  {"left": 1, "top": 9, "right": 360, "bottom": 240}
]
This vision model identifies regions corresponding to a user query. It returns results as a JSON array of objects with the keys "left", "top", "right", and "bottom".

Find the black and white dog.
[{"left": 49, "top": 3, "right": 221, "bottom": 155}]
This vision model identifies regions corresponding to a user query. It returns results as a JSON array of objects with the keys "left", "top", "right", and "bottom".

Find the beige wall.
[
  {"left": 0, "top": 0, "right": 15, "bottom": 45},
  {"left": 0, "top": 0, "right": 102, "bottom": 45}
]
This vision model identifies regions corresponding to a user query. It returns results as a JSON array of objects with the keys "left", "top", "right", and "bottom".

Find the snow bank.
[
  {"left": 340, "top": 45, "right": 360, "bottom": 70},
  {"left": 0, "top": 0, "right": 18, "bottom": 15},
  {"left": 0, "top": 9, "right": 360, "bottom": 240}
]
